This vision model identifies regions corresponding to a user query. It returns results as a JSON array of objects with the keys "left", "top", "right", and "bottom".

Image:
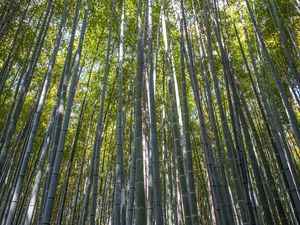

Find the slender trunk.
[
  {"left": 113, "top": 1, "right": 125, "bottom": 224},
  {"left": 147, "top": 0, "right": 164, "bottom": 224},
  {"left": 89, "top": 1, "right": 114, "bottom": 224},
  {"left": 161, "top": 6, "right": 192, "bottom": 225},
  {"left": 133, "top": 0, "right": 146, "bottom": 224},
  {"left": 41, "top": 1, "right": 89, "bottom": 223}
]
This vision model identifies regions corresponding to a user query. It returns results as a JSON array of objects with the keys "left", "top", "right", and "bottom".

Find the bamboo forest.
[{"left": 0, "top": 0, "right": 300, "bottom": 224}]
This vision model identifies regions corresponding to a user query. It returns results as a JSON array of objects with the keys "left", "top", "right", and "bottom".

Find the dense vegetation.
[{"left": 0, "top": 0, "right": 299, "bottom": 224}]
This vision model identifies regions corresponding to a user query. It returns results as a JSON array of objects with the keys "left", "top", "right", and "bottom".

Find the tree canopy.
[{"left": 0, "top": 0, "right": 299, "bottom": 224}]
